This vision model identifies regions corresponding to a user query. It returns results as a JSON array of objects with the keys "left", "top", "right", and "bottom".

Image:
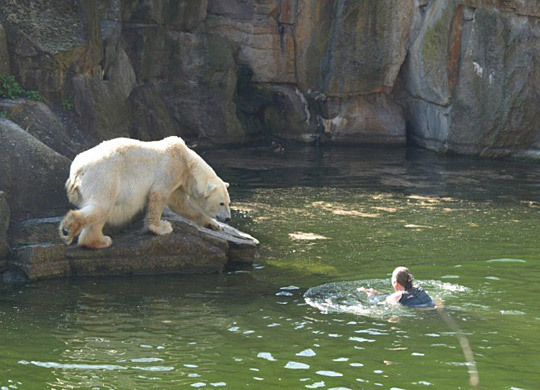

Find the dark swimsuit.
[{"left": 399, "top": 287, "right": 435, "bottom": 308}]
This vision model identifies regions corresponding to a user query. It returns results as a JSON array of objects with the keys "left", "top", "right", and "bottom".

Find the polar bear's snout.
[
  {"left": 216, "top": 207, "right": 231, "bottom": 224},
  {"left": 216, "top": 214, "right": 231, "bottom": 224}
]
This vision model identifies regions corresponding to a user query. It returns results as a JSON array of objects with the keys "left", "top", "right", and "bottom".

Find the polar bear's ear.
[
  {"left": 203, "top": 182, "right": 217, "bottom": 198},
  {"left": 224, "top": 182, "right": 230, "bottom": 188}
]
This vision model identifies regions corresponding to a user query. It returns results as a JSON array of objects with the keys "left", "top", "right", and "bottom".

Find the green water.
[{"left": 1, "top": 146, "right": 539, "bottom": 389}]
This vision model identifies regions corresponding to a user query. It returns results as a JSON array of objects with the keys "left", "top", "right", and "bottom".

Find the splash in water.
[{"left": 304, "top": 279, "right": 468, "bottom": 318}]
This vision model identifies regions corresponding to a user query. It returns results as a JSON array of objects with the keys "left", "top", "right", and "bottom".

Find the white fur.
[{"left": 60, "top": 136, "right": 231, "bottom": 248}]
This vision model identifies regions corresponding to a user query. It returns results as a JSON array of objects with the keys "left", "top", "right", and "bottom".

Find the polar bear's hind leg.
[
  {"left": 59, "top": 210, "right": 84, "bottom": 245},
  {"left": 78, "top": 222, "right": 112, "bottom": 249},
  {"left": 59, "top": 204, "right": 112, "bottom": 247}
]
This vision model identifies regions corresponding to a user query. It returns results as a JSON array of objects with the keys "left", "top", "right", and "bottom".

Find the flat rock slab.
[{"left": 7, "top": 213, "right": 258, "bottom": 281}]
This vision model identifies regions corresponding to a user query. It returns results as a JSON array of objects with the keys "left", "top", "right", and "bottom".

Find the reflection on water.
[
  {"left": 19, "top": 360, "right": 174, "bottom": 372},
  {"left": 203, "top": 145, "right": 540, "bottom": 203},
  {"left": 1, "top": 146, "right": 539, "bottom": 389}
]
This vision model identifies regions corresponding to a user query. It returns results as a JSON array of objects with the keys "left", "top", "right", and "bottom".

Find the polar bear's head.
[{"left": 193, "top": 179, "right": 231, "bottom": 223}]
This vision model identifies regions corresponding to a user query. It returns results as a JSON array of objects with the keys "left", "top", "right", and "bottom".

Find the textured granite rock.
[
  {"left": 1, "top": 0, "right": 537, "bottom": 153},
  {"left": 0, "top": 22, "right": 9, "bottom": 75},
  {"left": 0, "top": 191, "right": 9, "bottom": 260},
  {"left": 295, "top": 0, "right": 415, "bottom": 96},
  {"left": 403, "top": 1, "right": 540, "bottom": 157},
  {"left": 0, "top": 118, "right": 71, "bottom": 221},
  {"left": 7, "top": 213, "right": 258, "bottom": 281},
  {"left": 322, "top": 94, "right": 406, "bottom": 145},
  {"left": 0, "top": 98, "right": 92, "bottom": 158}
]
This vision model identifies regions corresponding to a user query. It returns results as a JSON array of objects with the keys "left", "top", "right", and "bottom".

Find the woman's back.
[{"left": 399, "top": 286, "right": 435, "bottom": 308}]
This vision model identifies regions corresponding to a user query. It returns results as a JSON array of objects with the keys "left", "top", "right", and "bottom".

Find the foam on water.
[
  {"left": 304, "top": 279, "right": 469, "bottom": 318},
  {"left": 18, "top": 360, "right": 174, "bottom": 372},
  {"left": 486, "top": 258, "right": 527, "bottom": 263}
]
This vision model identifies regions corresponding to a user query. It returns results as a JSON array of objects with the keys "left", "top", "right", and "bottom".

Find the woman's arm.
[{"left": 357, "top": 287, "right": 380, "bottom": 296}]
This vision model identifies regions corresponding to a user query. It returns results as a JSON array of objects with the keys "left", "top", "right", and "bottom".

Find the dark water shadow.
[{"left": 202, "top": 145, "right": 540, "bottom": 204}]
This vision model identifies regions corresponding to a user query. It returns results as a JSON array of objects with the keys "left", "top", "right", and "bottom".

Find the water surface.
[{"left": 1, "top": 146, "right": 539, "bottom": 389}]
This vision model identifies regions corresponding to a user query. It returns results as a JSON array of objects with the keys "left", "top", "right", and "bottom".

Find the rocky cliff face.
[
  {"left": 0, "top": 1, "right": 537, "bottom": 213},
  {"left": 0, "top": 0, "right": 537, "bottom": 276},
  {"left": 0, "top": 0, "right": 538, "bottom": 156},
  {"left": 403, "top": 0, "right": 540, "bottom": 158}
]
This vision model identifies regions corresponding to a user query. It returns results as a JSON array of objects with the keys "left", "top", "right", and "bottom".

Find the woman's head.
[{"left": 392, "top": 266, "right": 413, "bottom": 290}]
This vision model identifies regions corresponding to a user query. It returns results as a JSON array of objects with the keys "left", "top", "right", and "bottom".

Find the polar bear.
[{"left": 59, "top": 136, "right": 231, "bottom": 249}]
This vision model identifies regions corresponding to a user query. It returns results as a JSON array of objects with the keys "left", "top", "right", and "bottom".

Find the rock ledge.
[{"left": 4, "top": 213, "right": 258, "bottom": 282}]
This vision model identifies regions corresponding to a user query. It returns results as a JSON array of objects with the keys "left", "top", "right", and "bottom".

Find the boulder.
[
  {"left": 123, "top": 28, "right": 244, "bottom": 143},
  {"left": 7, "top": 213, "right": 258, "bottom": 281},
  {"left": 0, "top": 98, "right": 93, "bottom": 158},
  {"left": 447, "top": 6, "right": 540, "bottom": 157},
  {"left": 0, "top": 0, "right": 133, "bottom": 143},
  {"left": 1, "top": 0, "right": 538, "bottom": 156},
  {"left": 0, "top": 22, "right": 9, "bottom": 75},
  {"left": 0, "top": 118, "right": 71, "bottom": 221},
  {"left": 0, "top": 191, "right": 9, "bottom": 260},
  {"left": 295, "top": 0, "right": 415, "bottom": 96},
  {"left": 403, "top": 0, "right": 461, "bottom": 107},
  {"left": 206, "top": 1, "right": 296, "bottom": 84},
  {"left": 322, "top": 94, "right": 405, "bottom": 145},
  {"left": 0, "top": 0, "right": 90, "bottom": 96},
  {"left": 235, "top": 75, "right": 321, "bottom": 142},
  {"left": 460, "top": 0, "right": 540, "bottom": 17},
  {"left": 68, "top": 47, "right": 136, "bottom": 141},
  {"left": 404, "top": 3, "right": 540, "bottom": 157},
  {"left": 121, "top": 0, "right": 208, "bottom": 31},
  {"left": 259, "top": 84, "right": 321, "bottom": 142}
]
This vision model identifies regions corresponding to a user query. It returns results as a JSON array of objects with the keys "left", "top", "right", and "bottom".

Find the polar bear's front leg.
[
  {"left": 202, "top": 216, "right": 222, "bottom": 231},
  {"left": 145, "top": 191, "right": 173, "bottom": 235},
  {"left": 167, "top": 189, "right": 223, "bottom": 231}
]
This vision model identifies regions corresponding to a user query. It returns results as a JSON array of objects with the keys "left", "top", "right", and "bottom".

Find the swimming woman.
[{"left": 358, "top": 266, "right": 435, "bottom": 308}]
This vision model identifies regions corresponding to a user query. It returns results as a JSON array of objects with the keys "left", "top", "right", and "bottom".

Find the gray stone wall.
[
  {"left": 0, "top": 0, "right": 537, "bottom": 154},
  {"left": 0, "top": 191, "right": 9, "bottom": 259}
]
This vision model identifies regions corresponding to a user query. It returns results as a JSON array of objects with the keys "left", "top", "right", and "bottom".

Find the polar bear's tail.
[{"left": 65, "top": 174, "right": 83, "bottom": 206}]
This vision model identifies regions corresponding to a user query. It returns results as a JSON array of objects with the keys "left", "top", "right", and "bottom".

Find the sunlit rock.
[
  {"left": 322, "top": 94, "right": 405, "bottom": 145},
  {"left": 403, "top": 2, "right": 540, "bottom": 157},
  {"left": 295, "top": 0, "right": 415, "bottom": 96},
  {"left": 7, "top": 213, "right": 258, "bottom": 281},
  {"left": 206, "top": 0, "right": 296, "bottom": 83}
]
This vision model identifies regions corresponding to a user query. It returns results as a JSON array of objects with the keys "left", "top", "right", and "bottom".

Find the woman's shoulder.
[{"left": 385, "top": 291, "right": 403, "bottom": 305}]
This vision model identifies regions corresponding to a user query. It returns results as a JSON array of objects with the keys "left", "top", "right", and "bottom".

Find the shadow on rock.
[{"left": 5, "top": 212, "right": 258, "bottom": 282}]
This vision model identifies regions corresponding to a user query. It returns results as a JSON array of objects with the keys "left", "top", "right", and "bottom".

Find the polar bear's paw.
[
  {"left": 78, "top": 230, "right": 113, "bottom": 249},
  {"left": 148, "top": 220, "right": 173, "bottom": 235},
  {"left": 59, "top": 210, "right": 84, "bottom": 245},
  {"left": 90, "top": 235, "right": 112, "bottom": 249},
  {"left": 206, "top": 219, "right": 223, "bottom": 232}
]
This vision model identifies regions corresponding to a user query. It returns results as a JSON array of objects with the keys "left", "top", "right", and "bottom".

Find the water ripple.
[
  {"left": 18, "top": 360, "right": 174, "bottom": 372},
  {"left": 316, "top": 370, "right": 343, "bottom": 377},
  {"left": 284, "top": 361, "right": 310, "bottom": 369}
]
